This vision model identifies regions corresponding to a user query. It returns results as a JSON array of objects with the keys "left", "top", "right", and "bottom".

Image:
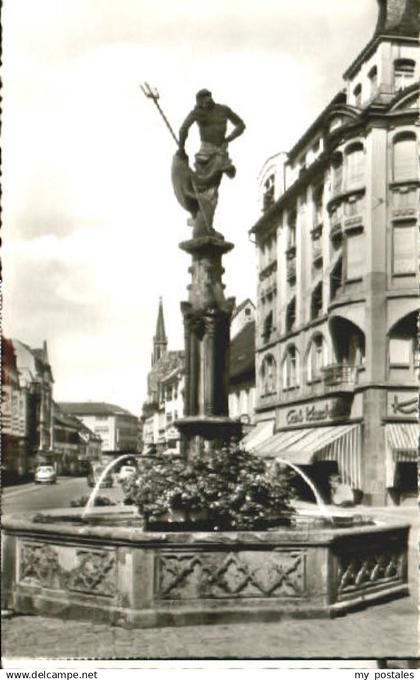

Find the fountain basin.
[{"left": 2, "top": 508, "right": 409, "bottom": 628}]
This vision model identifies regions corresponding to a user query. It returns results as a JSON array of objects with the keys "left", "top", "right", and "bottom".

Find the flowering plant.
[{"left": 122, "top": 445, "right": 295, "bottom": 530}]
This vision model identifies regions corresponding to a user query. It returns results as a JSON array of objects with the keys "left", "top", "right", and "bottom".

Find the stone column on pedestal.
[{"left": 176, "top": 234, "right": 242, "bottom": 454}]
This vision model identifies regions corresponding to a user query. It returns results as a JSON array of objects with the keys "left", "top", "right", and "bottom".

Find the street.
[
  {"left": 1, "top": 479, "right": 419, "bottom": 661},
  {"left": 2, "top": 476, "right": 125, "bottom": 514}
]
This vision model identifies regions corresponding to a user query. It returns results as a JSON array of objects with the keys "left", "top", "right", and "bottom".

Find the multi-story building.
[
  {"left": 2, "top": 338, "right": 28, "bottom": 480},
  {"left": 229, "top": 309, "right": 257, "bottom": 427},
  {"left": 53, "top": 403, "right": 102, "bottom": 475},
  {"left": 59, "top": 402, "right": 139, "bottom": 453},
  {"left": 248, "top": 0, "right": 419, "bottom": 506}
]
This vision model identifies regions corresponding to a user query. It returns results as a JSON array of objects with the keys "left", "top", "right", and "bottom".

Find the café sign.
[{"left": 277, "top": 397, "right": 351, "bottom": 429}]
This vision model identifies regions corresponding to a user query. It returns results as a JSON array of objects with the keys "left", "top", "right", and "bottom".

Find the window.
[
  {"left": 282, "top": 346, "right": 299, "bottom": 390},
  {"left": 368, "top": 66, "right": 378, "bottom": 97},
  {"left": 263, "top": 311, "right": 274, "bottom": 342},
  {"left": 394, "top": 59, "right": 415, "bottom": 92},
  {"left": 330, "top": 257, "right": 343, "bottom": 299},
  {"left": 263, "top": 174, "right": 275, "bottom": 210},
  {"left": 393, "top": 133, "right": 418, "bottom": 182},
  {"left": 286, "top": 297, "right": 296, "bottom": 333},
  {"left": 306, "top": 335, "right": 326, "bottom": 382},
  {"left": 287, "top": 208, "right": 297, "bottom": 249},
  {"left": 389, "top": 338, "right": 411, "bottom": 366},
  {"left": 260, "top": 354, "right": 277, "bottom": 395},
  {"left": 393, "top": 221, "right": 417, "bottom": 274},
  {"left": 310, "top": 283, "right": 323, "bottom": 319},
  {"left": 353, "top": 83, "right": 362, "bottom": 107},
  {"left": 346, "top": 143, "right": 364, "bottom": 190},
  {"left": 313, "top": 185, "right": 323, "bottom": 227},
  {"left": 346, "top": 230, "right": 365, "bottom": 280},
  {"left": 332, "top": 153, "right": 343, "bottom": 194}
]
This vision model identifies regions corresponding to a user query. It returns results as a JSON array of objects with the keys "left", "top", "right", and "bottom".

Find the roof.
[
  {"left": 59, "top": 402, "right": 137, "bottom": 418},
  {"left": 229, "top": 321, "right": 255, "bottom": 383},
  {"left": 344, "top": 0, "right": 419, "bottom": 79},
  {"left": 232, "top": 298, "right": 255, "bottom": 319}
]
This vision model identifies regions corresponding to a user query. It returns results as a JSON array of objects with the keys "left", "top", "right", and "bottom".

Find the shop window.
[
  {"left": 260, "top": 354, "right": 277, "bottom": 396},
  {"left": 393, "top": 221, "right": 417, "bottom": 275},
  {"left": 345, "top": 143, "right": 364, "bottom": 190},
  {"left": 368, "top": 65, "right": 378, "bottom": 97},
  {"left": 346, "top": 230, "right": 364, "bottom": 281},
  {"left": 394, "top": 59, "right": 416, "bottom": 92},
  {"left": 286, "top": 297, "right": 296, "bottom": 333},
  {"left": 393, "top": 133, "right": 418, "bottom": 182},
  {"left": 389, "top": 337, "right": 412, "bottom": 366},
  {"left": 306, "top": 334, "right": 326, "bottom": 383},
  {"left": 310, "top": 283, "right": 323, "bottom": 319},
  {"left": 282, "top": 346, "right": 299, "bottom": 390},
  {"left": 353, "top": 83, "right": 362, "bottom": 107}
]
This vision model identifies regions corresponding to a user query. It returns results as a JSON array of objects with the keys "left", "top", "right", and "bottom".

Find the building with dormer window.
[{"left": 248, "top": 0, "right": 419, "bottom": 506}]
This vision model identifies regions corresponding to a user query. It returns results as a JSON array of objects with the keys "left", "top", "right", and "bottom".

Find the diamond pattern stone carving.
[
  {"left": 19, "top": 543, "right": 116, "bottom": 597},
  {"left": 66, "top": 550, "right": 116, "bottom": 597},
  {"left": 157, "top": 550, "right": 305, "bottom": 599},
  {"left": 20, "top": 543, "right": 62, "bottom": 589}
]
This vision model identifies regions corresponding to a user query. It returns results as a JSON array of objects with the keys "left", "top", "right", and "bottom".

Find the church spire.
[{"left": 152, "top": 297, "right": 168, "bottom": 365}]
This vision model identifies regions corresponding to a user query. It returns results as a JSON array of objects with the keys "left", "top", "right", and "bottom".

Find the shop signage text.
[{"left": 277, "top": 397, "right": 351, "bottom": 429}]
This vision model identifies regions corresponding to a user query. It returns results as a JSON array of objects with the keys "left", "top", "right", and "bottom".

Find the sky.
[{"left": 2, "top": 0, "right": 378, "bottom": 416}]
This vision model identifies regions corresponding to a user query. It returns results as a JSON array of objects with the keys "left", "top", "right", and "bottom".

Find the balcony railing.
[{"left": 322, "top": 364, "right": 357, "bottom": 390}]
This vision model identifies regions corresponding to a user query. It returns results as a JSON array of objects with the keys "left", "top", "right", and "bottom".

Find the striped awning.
[
  {"left": 255, "top": 424, "right": 362, "bottom": 488},
  {"left": 241, "top": 420, "right": 274, "bottom": 451},
  {"left": 385, "top": 423, "right": 418, "bottom": 462}
]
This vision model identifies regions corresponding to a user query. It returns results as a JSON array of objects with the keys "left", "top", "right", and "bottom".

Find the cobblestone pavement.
[{"left": 2, "top": 592, "right": 418, "bottom": 661}]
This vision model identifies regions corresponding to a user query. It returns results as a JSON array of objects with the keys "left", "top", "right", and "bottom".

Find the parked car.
[
  {"left": 34, "top": 465, "right": 57, "bottom": 484},
  {"left": 87, "top": 463, "right": 113, "bottom": 488},
  {"left": 117, "top": 464, "right": 137, "bottom": 483}
]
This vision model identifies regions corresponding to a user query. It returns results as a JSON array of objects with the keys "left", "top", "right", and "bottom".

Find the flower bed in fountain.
[{"left": 122, "top": 446, "right": 296, "bottom": 531}]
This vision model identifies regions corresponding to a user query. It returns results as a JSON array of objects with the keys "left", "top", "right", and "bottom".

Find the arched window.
[
  {"left": 345, "top": 143, "right": 364, "bottom": 190},
  {"left": 282, "top": 345, "right": 299, "bottom": 390},
  {"left": 393, "top": 133, "right": 418, "bottom": 182},
  {"left": 306, "top": 334, "right": 327, "bottom": 383},
  {"left": 394, "top": 59, "right": 415, "bottom": 92},
  {"left": 260, "top": 354, "right": 277, "bottom": 396}
]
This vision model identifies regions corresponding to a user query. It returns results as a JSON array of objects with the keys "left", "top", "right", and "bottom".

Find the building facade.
[
  {"left": 53, "top": 404, "right": 102, "bottom": 475},
  {"left": 2, "top": 338, "right": 55, "bottom": 478},
  {"left": 249, "top": 0, "right": 419, "bottom": 505},
  {"left": 59, "top": 402, "right": 139, "bottom": 453}
]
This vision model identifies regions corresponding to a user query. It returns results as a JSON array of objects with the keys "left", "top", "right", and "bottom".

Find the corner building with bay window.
[{"left": 247, "top": 0, "right": 419, "bottom": 506}]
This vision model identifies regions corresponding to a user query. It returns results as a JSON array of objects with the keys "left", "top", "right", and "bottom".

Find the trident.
[
  {"left": 140, "top": 82, "right": 212, "bottom": 233},
  {"left": 140, "top": 82, "right": 179, "bottom": 146}
]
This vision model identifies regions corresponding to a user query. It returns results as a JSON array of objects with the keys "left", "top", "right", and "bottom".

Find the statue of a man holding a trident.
[
  {"left": 173, "top": 89, "right": 246, "bottom": 238},
  {"left": 141, "top": 83, "right": 245, "bottom": 239}
]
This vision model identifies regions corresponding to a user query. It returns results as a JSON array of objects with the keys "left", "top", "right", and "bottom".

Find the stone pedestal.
[{"left": 175, "top": 235, "right": 241, "bottom": 452}]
